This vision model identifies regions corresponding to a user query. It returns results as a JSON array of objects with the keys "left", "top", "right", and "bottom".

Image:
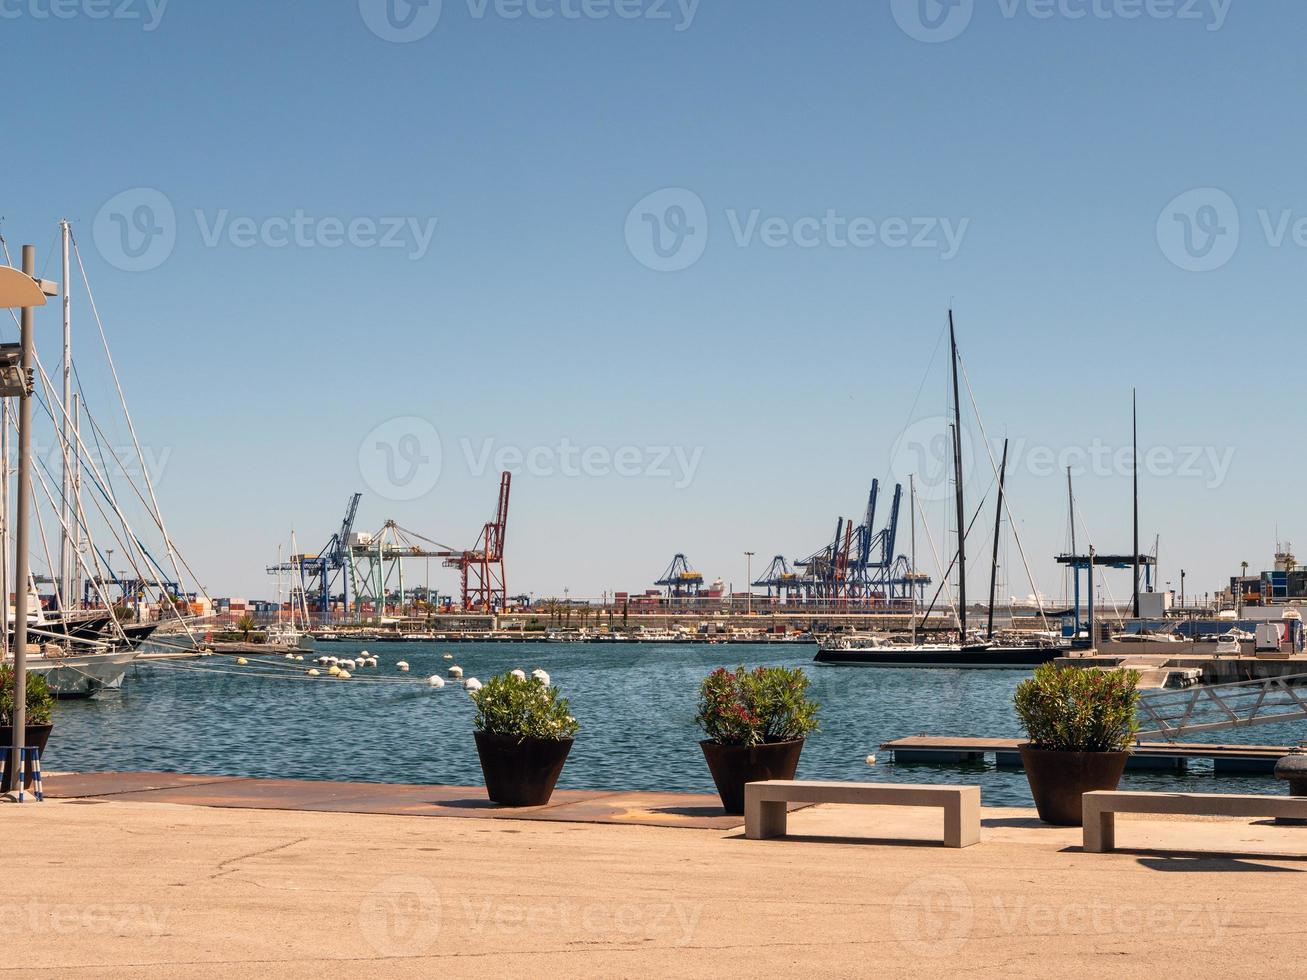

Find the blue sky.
[{"left": 0, "top": 0, "right": 1298, "bottom": 603}]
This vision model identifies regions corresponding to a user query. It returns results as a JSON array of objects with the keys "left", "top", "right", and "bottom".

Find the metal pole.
[
  {"left": 1132, "top": 389, "right": 1140, "bottom": 618},
  {"left": 71, "top": 392, "right": 82, "bottom": 608},
  {"left": 948, "top": 313, "right": 967, "bottom": 637},
  {"left": 909, "top": 474, "right": 918, "bottom": 645},
  {"left": 744, "top": 551, "right": 753, "bottom": 616},
  {"left": 987, "top": 438, "right": 1009, "bottom": 640},
  {"left": 10, "top": 245, "right": 36, "bottom": 790},
  {"left": 1087, "top": 546, "right": 1096, "bottom": 651},
  {"left": 0, "top": 400, "right": 8, "bottom": 661},
  {"left": 59, "top": 220, "right": 71, "bottom": 610}
]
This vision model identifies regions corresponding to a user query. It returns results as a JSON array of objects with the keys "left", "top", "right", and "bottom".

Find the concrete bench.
[
  {"left": 1083, "top": 790, "right": 1307, "bottom": 853},
  {"left": 744, "top": 780, "right": 981, "bottom": 848}
]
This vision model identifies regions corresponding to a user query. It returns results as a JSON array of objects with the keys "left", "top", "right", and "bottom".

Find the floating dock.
[{"left": 881, "top": 735, "right": 1294, "bottom": 773}]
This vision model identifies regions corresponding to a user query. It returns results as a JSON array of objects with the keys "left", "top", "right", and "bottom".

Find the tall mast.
[
  {"left": 987, "top": 438, "right": 1009, "bottom": 639},
  {"left": 949, "top": 311, "right": 967, "bottom": 637},
  {"left": 1132, "top": 388, "right": 1140, "bottom": 618},
  {"left": 59, "top": 219, "right": 72, "bottom": 610},
  {"left": 909, "top": 474, "right": 918, "bottom": 645}
]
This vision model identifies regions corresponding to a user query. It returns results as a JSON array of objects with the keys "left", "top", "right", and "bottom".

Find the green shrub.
[
  {"left": 1014, "top": 663, "right": 1141, "bottom": 753},
  {"left": 471, "top": 672, "right": 579, "bottom": 741},
  {"left": 696, "top": 666, "right": 820, "bottom": 747},
  {"left": 0, "top": 666, "right": 54, "bottom": 727}
]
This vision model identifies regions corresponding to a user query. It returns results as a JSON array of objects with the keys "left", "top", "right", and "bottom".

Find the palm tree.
[{"left": 236, "top": 614, "right": 256, "bottom": 641}]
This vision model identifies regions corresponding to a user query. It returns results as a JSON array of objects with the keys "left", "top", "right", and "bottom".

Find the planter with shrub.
[
  {"left": 1014, "top": 663, "right": 1141, "bottom": 826},
  {"left": 470, "top": 671, "right": 579, "bottom": 807},
  {"left": 1, "top": 666, "right": 54, "bottom": 794},
  {"left": 696, "top": 665, "right": 820, "bottom": 815}
]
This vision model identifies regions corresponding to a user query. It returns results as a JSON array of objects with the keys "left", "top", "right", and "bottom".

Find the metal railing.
[{"left": 1137, "top": 672, "right": 1307, "bottom": 740}]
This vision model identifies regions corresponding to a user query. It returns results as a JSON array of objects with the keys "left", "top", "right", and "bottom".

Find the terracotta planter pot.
[
  {"left": 700, "top": 739, "right": 805, "bottom": 815},
  {"left": 473, "top": 731, "right": 573, "bottom": 807},
  {"left": 1020, "top": 745, "right": 1129, "bottom": 826},
  {"left": 0, "top": 724, "right": 53, "bottom": 793}
]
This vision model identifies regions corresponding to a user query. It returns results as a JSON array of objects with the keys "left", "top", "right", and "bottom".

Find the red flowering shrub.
[{"left": 696, "top": 666, "right": 819, "bottom": 747}]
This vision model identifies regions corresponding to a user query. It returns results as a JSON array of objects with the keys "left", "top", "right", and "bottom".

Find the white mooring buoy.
[
  {"left": 427, "top": 675, "right": 446, "bottom": 688},
  {"left": 531, "top": 669, "right": 550, "bottom": 686},
  {"left": 448, "top": 665, "right": 464, "bottom": 679},
  {"left": 464, "top": 678, "right": 482, "bottom": 692}
]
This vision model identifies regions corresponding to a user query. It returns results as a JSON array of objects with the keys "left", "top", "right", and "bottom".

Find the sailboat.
[
  {"left": 815, "top": 313, "right": 1065, "bottom": 669},
  {"left": 264, "top": 535, "right": 315, "bottom": 650},
  {"left": 1, "top": 221, "right": 212, "bottom": 695}
]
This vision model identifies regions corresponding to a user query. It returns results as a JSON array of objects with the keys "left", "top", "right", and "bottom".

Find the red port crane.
[{"left": 445, "top": 472, "right": 511, "bottom": 611}]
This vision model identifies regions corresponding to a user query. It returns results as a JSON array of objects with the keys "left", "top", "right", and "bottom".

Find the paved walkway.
[{"left": 5, "top": 773, "right": 1306, "bottom": 977}]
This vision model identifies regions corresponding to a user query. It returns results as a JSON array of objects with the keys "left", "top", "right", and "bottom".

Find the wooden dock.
[{"left": 881, "top": 735, "right": 1294, "bottom": 773}]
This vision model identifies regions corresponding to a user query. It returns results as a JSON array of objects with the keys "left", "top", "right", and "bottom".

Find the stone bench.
[
  {"left": 744, "top": 780, "right": 981, "bottom": 848},
  {"left": 1083, "top": 790, "right": 1307, "bottom": 853}
]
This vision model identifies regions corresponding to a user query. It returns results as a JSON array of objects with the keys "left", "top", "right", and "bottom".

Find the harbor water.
[{"left": 46, "top": 642, "right": 1306, "bottom": 808}]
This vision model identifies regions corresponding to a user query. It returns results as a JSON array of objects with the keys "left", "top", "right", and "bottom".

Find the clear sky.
[{"left": 0, "top": 0, "right": 1298, "bottom": 604}]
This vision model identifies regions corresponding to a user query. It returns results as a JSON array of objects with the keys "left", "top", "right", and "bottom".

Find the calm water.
[{"left": 44, "top": 642, "right": 1305, "bottom": 807}]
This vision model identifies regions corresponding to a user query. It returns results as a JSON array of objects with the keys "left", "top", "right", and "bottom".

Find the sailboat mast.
[
  {"left": 909, "top": 474, "right": 918, "bottom": 645},
  {"left": 1132, "top": 388, "right": 1140, "bottom": 618},
  {"left": 59, "top": 219, "right": 72, "bottom": 610},
  {"left": 987, "top": 438, "right": 1008, "bottom": 639},
  {"left": 949, "top": 311, "right": 967, "bottom": 636}
]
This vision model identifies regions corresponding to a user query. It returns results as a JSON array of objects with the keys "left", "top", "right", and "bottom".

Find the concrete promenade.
[{"left": 4, "top": 773, "right": 1307, "bottom": 977}]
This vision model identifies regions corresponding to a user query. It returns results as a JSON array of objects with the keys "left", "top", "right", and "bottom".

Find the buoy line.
[{"left": 135, "top": 659, "right": 442, "bottom": 687}]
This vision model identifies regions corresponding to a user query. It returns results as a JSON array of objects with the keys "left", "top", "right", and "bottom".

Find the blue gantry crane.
[
  {"left": 790, "top": 478, "right": 929, "bottom": 604},
  {"left": 267, "top": 492, "right": 363, "bottom": 616},
  {"left": 655, "top": 554, "right": 704, "bottom": 599}
]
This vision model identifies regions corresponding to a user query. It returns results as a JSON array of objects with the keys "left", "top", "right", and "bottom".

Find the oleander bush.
[
  {"left": 697, "top": 666, "right": 820, "bottom": 747},
  {"left": 0, "top": 666, "right": 54, "bottom": 727},
  {"left": 470, "top": 672, "right": 579, "bottom": 741},
  {"left": 1014, "top": 663, "right": 1141, "bottom": 753}
]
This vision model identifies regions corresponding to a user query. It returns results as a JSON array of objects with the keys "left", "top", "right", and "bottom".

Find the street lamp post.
[{"left": 0, "top": 251, "right": 55, "bottom": 798}]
